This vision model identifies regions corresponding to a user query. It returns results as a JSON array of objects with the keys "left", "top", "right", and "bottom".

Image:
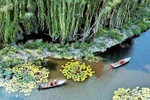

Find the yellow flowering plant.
[{"left": 60, "top": 60, "right": 94, "bottom": 82}]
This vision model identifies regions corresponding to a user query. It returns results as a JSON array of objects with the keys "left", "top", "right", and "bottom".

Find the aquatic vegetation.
[
  {"left": 0, "top": 62, "right": 49, "bottom": 95},
  {"left": 60, "top": 60, "right": 94, "bottom": 82},
  {"left": 112, "top": 87, "right": 150, "bottom": 100}
]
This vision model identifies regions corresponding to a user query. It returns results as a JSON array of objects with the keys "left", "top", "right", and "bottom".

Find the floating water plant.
[
  {"left": 60, "top": 60, "right": 94, "bottom": 82},
  {"left": 112, "top": 87, "right": 150, "bottom": 100},
  {"left": 0, "top": 62, "right": 49, "bottom": 95}
]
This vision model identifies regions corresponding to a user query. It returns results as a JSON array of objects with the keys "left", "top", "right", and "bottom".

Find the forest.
[{"left": 0, "top": 0, "right": 149, "bottom": 44}]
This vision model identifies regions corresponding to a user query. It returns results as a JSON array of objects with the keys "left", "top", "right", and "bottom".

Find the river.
[{"left": 1, "top": 29, "right": 150, "bottom": 100}]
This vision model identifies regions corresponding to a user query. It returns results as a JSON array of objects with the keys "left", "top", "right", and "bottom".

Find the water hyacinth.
[
  {"left": 112, "top": 87, "right": 150, "bottom": 100},
  {"left": 60, "top": 60, "right": 94, "bottom": 82},
  {"left": 0, "top": 62, "right": 49, "bottom": 95}
]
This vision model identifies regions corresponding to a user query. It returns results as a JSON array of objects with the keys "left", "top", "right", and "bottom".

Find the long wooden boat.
[
  {"left": 111, "top": 57, "right": 131, "bottom": 69},
  {"left": 37, "top": 79, "right": 66, "bottom": 90}
]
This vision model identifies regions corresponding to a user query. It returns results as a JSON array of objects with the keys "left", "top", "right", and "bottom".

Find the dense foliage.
[{"left": 0, "top": 0, "right": 149, "bottom": 44}]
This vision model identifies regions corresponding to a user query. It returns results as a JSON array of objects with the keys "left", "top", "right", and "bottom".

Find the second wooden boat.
[
  {"left": 37, "top": 79, "right": 66, "bottom": 90},
  {"left": 110, "top": 57, "right": 131, "bottom": 69}
]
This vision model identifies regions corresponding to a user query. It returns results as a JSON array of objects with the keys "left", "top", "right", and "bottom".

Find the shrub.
[
  {"left": 80, "top": 42, "right": 88, "bottom": 52},
  {"left": 143, "top": 21, "right": 150, "bottom": 28},
  {"left": 97, "top": 42, "right": 106, "bottom": 49},
  {"left": 12, "top": 58, "right": 20, "bottom": 66},
  {"left": 4, "top": 56, "right": 12, "bottom": 62},
  {"left": 23, "top": 40, "right": 44, "bottom": 49},
  {"left": 36, "top": 49, "right": 42, "bottom": 54},
  {"left": 46, "top": 43, "right": 53, "bottom": 52},
  {"left": 123, "top": 22, "right": 133, "bottom": 29},
  {"left": 0, "top": 46, "right": 10, "bottom": 56},
  {"left": 132, "top": 27, "right": 142, "bottom": 35},
  {"left": 94, "top": 28, "right": 108, "bottom": 38},
  {"left": 72, "top": 42, "right": 80, "bottom": 49},
  {"left": 108, "top": 29, "right": 122, "bottom": 42},
  {"left": 122, "top": 24, "right": 130, "bottom": 30},
  {"left": 10, "top": 45, "right": 18, "bottom": 53},
  {"left": 1, "top": 61, "right": 8, "bottom": 68},
  {"left": 138, "top": 23, "right": 147, "bottom": 31}
]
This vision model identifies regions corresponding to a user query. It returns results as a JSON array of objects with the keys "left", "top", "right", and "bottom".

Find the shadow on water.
[
  {"left": 96, "top": 39, "right": 133, "bottom": 62},
  {"left": 124, "top": 29, "right": 150, "bottom": 72},
  {"left": 44, "top": 61, "right": 58, "bottom": 70}
]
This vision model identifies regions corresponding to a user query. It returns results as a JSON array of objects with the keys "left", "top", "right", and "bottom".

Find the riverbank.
[{"left": 0, "top": 25, "right": 149, "bottom": 65}]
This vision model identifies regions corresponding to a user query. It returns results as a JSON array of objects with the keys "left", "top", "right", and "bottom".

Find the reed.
[{"left": 0, "top": 0, "right": 149, "bottom": 44}]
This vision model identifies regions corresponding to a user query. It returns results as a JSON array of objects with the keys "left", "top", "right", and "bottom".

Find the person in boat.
[
  {"left": 110, "top": 63, "right": 113, "bottom": 70},
  {"left": 50, "top": 82, "right": 53, "bottom": 86},
  {"left": 53, "top": 80, "right": 57, "bottom": 85},
  {"left": 37, "top": 83, "right": 41, "bottom": 90},
  {"left": 119, "top": 60, "right": 124, "bottom": 64}
]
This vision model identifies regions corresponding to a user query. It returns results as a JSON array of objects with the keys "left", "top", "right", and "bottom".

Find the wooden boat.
[
  {"left": 111, "top": 57, "right": 131, "bottom": 69},
  {"left": 38, "top": 79, "right": 66, "bottom": 90}
]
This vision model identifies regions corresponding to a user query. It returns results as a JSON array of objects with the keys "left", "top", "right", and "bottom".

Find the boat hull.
[
  {"left": 38, "top": 79, "right": 66, "bottom": 90},
  {"left": 112, "top": 57, "right": 130, "bottom": 68}
]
